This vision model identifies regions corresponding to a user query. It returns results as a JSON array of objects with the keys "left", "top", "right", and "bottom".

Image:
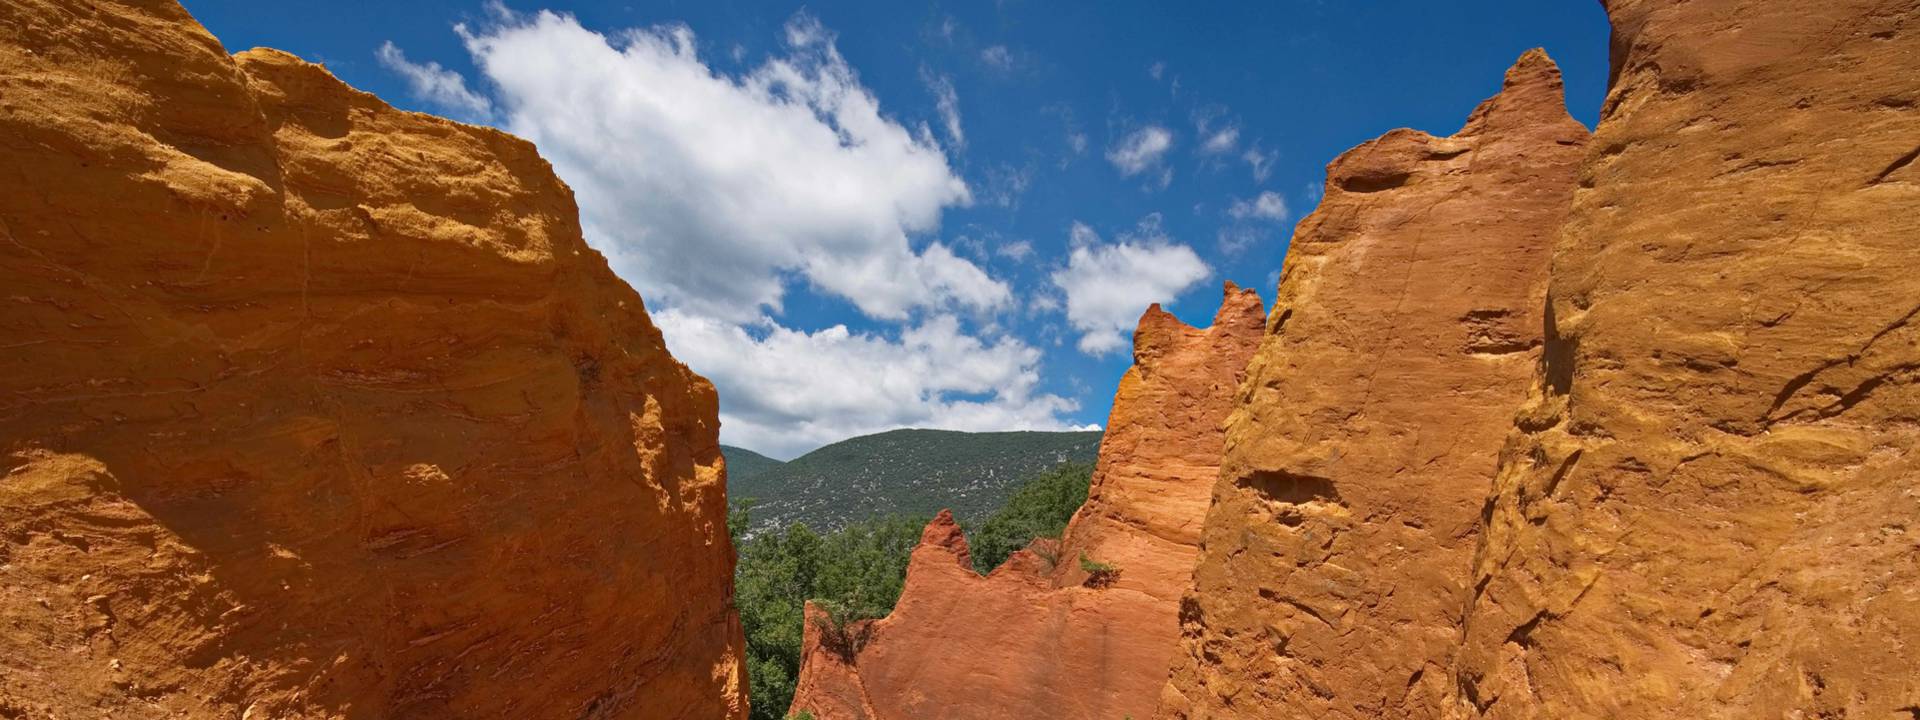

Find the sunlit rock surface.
[
  {"left": 0, "top": 2, "right": 746, "bottom": 717},
  {"left": 1158, "top": 50, "right": 1588, "bottom": 719},
  {"left": 789, "top": 285, "right": 1265, "bottom": 720}
]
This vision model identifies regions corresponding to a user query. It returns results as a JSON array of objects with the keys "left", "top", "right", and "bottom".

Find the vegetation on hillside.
[
  {"left": 726, "top": 429, "right": 1100, "bottom": 533},
  {"left": 732, "top": 462, "right": 1094, "bottom": 720},
  {"left": 721, "top": 444, "right": 786, "bottom": 484}
]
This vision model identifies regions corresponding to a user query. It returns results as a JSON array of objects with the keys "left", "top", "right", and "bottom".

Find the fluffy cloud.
[
  {"left": 656, "top": 311, "right": 1093, "bottom": 458},
  {"left": 1051, "top": 217, "right": 1211, "bottom": 355},
  {"left": 1201, "top": 126, "right": 1239, "bottom": 154},
  {"left": 374, "top": 41, "right": 493, "bottom": 121},
  {"left": 1218, "top": 191, "right": 1291, "bottom": 255},
  {"left": 379, "top": 10, "right": 1088, "bottom": 457},
  {"left": 1192, "top": 106, "right": 1238, "bottom": 156},
  {"left": 1107, "top": 125, "right": 1174, "bottom": 177},
  {"left": 1229, "top": 191, "right": 1290, "bottom": 221},
  {"left": 452, "top": 10, "right": 995, "bottom": 322}
]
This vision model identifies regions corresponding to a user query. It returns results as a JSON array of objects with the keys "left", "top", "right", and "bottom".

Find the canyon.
[
  {"left": 789, "top": 1, "right": 1920, "bottom": 717},
  {"left": 787, "top": 285, "right": 1265, "bottom": 720},
  {"left": 4, "top": 0, "right": 1918, "bottom": 718}
]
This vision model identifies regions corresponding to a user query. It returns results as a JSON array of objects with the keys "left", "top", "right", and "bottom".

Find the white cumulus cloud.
[
  {"left": 1201, "top": 127, "right": 1239, "bottom": 154},
  {"left": 1107, "top": 125, "right": 1174, "bottom": 178},
  {"left": 397, "top": 9, "right": 1093, "bottom": 456},
  {"left": 1051, "top": 216, "right": 1211, "bottom": 355},
  {"left": 455, "top": 10, "right": 995, "bottom": 323},
  {"left": 374, "top": 41, "right": 494, "bottom": 121},
  {"left": 1229, "top": 191, "right": 1290, "bottom": 221},
  {"left": 656, "top": 311, "right": 1093, "bottom": 458},
  {"left": 1192, "top": 106, "right": 1238, "bottom": 156}
]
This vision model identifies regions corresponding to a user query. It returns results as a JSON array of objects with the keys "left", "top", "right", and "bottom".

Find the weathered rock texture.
[
  {"left": 789, "top": 285, "right": 1265, "bottom": 720},
  {"left": 1158, "top": 52, "right": 1589, "bottom": 718},
  {"left": 1454, "top": 1, "right": 1920, "bottom": 717},
  {"left": 0, "top": 1, "right": 746, "bottom": 718}
]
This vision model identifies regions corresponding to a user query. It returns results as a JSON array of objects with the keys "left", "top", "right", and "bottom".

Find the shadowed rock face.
[
  {"left": 1455, "top": 1, "right": 1920, "bottom": 717},
  {"left": 0, "top": 2, "right": 745, "bottom": 718},
  {"left": 1157, "top": 51, "right": 1589, "bottom": 719},
  {"left": 788, "top": 285, "right": 1265, "bottom": 720}
]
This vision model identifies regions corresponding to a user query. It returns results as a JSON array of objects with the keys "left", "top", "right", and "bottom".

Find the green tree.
[
  {"left": 963, "top": 462, "right": 1093, "bottom": 574},
  {"left": 734, "top": 506, "right": 923, "bottom": 720},
  {"left": 731, "top": 462, "right": 1093, "bottom": 720}
]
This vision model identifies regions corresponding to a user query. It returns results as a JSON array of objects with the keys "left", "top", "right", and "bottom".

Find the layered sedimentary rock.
[
  {"left": 1158, "top": 52, "right": 1588, "bottom": 718},
  {"left": 789, "top": 285, "right": 1265, "bottom": 720},
  {"left": 0, "top": 2, "right": 745, "bottom": 718},
  {"left": 1454, "top": 1, "right": 1920, "bottom": 717}
]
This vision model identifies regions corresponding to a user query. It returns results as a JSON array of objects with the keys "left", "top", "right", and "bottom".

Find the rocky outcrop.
[
  {"left": 1163, "top": 2, "right": 1920, "bottom": 717},
  {"left": 0, "top": 2, "right": 745, "bottom": 718},
  {"left": 1454, "top": 1, "right": 1920, "bottom": 717},
  {"left": 788, "top": 285, "right": 1265, "bottom": 720},
  {"left": 1158, "top": 52, "right": 1589, "bottom": 718}
]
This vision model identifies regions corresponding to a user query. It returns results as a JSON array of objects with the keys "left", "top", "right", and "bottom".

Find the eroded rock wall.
[
  {"left": 788, "top": 286, "right": 1265, "bottom": 720},
  {"left": 1158, "top": 52, "right": 1588, "bottom": 719},
  {"left": 0, "top": 2, "right": 746, "bottom": 718},
  {"left": 1454, "top": 1, "right": 1920, "bottom": 717}
]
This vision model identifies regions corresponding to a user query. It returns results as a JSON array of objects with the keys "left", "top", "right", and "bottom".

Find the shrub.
[
  {"left": 1079, "top": 553, "right": 1120, "bottom": 589},
  {"left": 808, "top": 599, "right": 877, "bottom": 661}
]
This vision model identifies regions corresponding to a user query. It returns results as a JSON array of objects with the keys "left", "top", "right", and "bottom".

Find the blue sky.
[{"left": 183, "top": 0, "right": 1609, "bottom": 459}]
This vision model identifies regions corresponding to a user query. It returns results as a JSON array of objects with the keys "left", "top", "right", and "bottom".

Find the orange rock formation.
[
  {"left": 1157, "top": 51, "right": 1590, "bottom": 719},
  {"left": 788, "top": 285, "right": 1265, "bottom": 720},
  {"left": 1165, "top": 2, "right": 1920, "bottom": 718},
  {"left": 1455, "top": 1, "right": 1920, "bottom": 716},
  {"left": 0, "top": 2, "right": 745, "bottom": 718}
]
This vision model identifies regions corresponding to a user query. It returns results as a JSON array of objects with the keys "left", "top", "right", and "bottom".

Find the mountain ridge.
[
  {"left": 720, "top": 445, "right": 786, "bottom": 484},
  {"left": 729, "top": 428, "right": 1101, "bottom": 532}
]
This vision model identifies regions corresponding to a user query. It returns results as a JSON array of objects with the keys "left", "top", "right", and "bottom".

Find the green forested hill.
[
  {"left": 720, "top": 445, "right": 785, "bottom": 484},
  {"left": 725, "top": 428, "right": 1101, "bottom": 533}
]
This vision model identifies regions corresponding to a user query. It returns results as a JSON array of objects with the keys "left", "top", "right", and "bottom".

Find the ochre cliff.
[
  {"left": 1158, "top": 51, "right": 1589, "bottom": 718},
  {"left": 0, "top": 2, "right": 746, "bottom": 718},
  {"left": 788, "top": 285, "right": 1266, "bottom": 720},
  {"left": 1454, "top": 1, "right": 1920, "bottom": 717}
]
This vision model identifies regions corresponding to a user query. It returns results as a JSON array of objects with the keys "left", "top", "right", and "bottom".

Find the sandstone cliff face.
[
  {"left": 0, "top": 2, "right": 746, "bottom": 718},
  {"left": 1158, "top": 52, "right": 1589, "bottom": 719},
  {"left": 788, "top": 286, "right": 1265, "bottom": 720},
  {"left": 1454, "top": 2, "right": 1920, "bottom": 717}
]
